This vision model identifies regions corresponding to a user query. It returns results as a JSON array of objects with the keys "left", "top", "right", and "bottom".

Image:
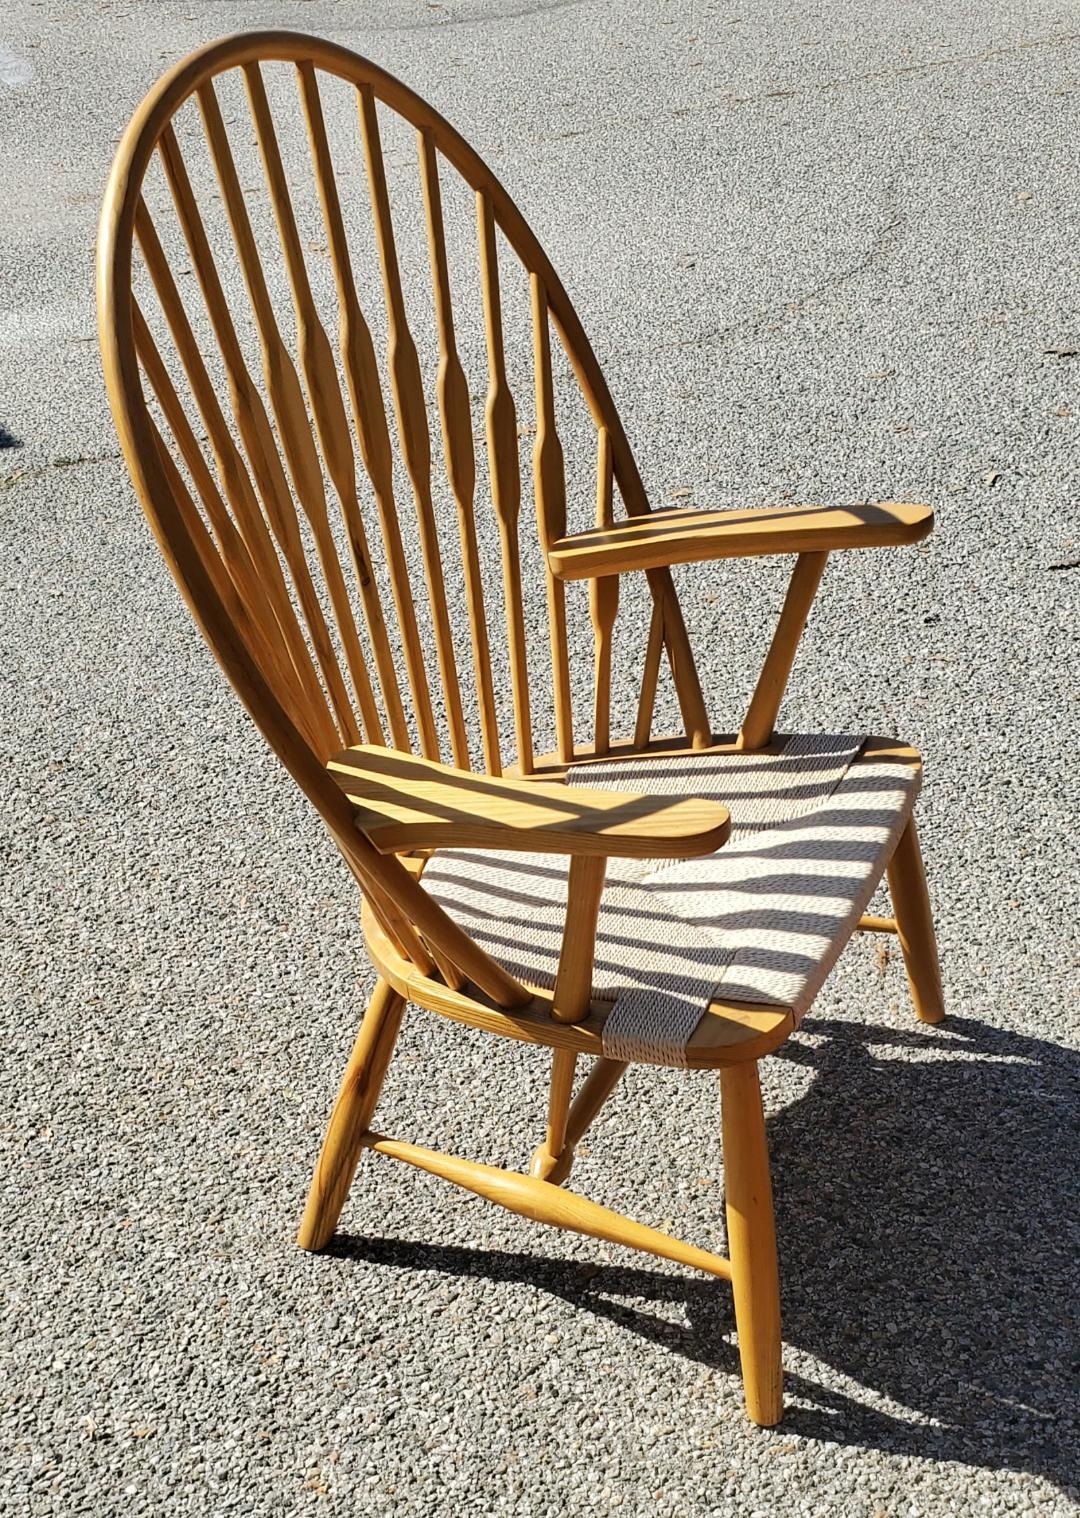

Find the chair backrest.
[
  {"left": 99, "top": 29, "right": 711, "bottom": 773},
  {"left": 98, "top": 32, "right": 712, "bottom": 992}
]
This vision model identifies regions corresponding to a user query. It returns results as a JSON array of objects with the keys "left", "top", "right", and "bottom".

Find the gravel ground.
[{"left": 2, "top": 1, "right": 1079, "bottom": 1514}]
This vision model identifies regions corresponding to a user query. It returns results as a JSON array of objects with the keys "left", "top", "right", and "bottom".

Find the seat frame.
[{"left": 97, "top": 31, "right": 945, "bottom": 1428}]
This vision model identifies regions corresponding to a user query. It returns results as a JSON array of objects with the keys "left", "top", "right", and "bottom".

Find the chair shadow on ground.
[{"left": 332, "top": 1013, "right": 1079, "bottom": 1494}]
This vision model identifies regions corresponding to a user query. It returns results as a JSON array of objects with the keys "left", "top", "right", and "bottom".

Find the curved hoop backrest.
[{"left": 99, "top": 28, "right": 709, "bottom": 778}]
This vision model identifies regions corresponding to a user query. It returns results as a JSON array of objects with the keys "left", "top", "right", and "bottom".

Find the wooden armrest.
[
  {"left": 547, "top": 501, "right": 933, "bottom": 579},
  {"left": 328, "top": 746, "right": 730, "bottom": 859}
]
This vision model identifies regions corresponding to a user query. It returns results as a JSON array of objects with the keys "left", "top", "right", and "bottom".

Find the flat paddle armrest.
[
  {"left": 328, "top": 746, "right": 730, "bottom": 859},
  {"left": 547, "top": 501, "right": 933, "bottom": 579}
]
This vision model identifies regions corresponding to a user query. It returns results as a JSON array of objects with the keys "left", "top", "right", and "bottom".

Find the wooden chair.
[{"left": 97, "top": 31, "right": 944, "bottom": 1427}]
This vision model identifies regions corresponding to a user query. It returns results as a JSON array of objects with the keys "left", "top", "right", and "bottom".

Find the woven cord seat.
[{"left": 421, "top": 736, "right": 919, "bottom": 1064}]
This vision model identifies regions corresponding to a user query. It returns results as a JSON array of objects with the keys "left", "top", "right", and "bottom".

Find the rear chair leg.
[
  {"left": 720, "top": 1060, "right": 783, "bottom": 1427},
  {"left": 886, "top": 817, "right": 945, "bottom": 1024},
  {"left": 297, "top": 978, "right": 406, "bottom": 1251}
]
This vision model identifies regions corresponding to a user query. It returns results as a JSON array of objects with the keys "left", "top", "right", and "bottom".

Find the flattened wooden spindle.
[
  {"left": 148, "top": 411, "right": 332, "bottom": 756},
  {"left": 135, "top": 201, "right": 334, "bottom": 753},
  {"left": 590, "top": 427, "right": 618, "bottom": 756},
  {"left": 247, "top": 65, "right": 425, "bottom": 750},
  {"left": 296, "top": 63, "right": 431, "bottom": 757},
  {"left": 737, "top": 550, "right": 828, "bottom": 751},
  {"left": 634, "top": 599, "right": 665, "bottom": 748},
  {"left": 477, "top": 189, "right": 533, "bottom": 774},
  {"left": 531, "top": 276, "right": 575, "bottom": 764},
  {"left": 156, "top": 125, "right": 352, "bottom": 755},
  {"left": 133, "top": 301, "right": 310, "bottom": 729},
  {"left": 419, "top": 127, "right": 502, "bottom": 776},
  {"left": 149, "top": 416, "right": 258, "bottom": 648},
  {"left": 198, "top": 81, "right": 383, "bottom": 747},
  {"left": 358, "top": 85, "right": 470, "bottom": 769}
]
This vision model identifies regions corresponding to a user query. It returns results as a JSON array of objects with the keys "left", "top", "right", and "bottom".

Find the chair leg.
[
  {"left": 297, "top": 978, "right": 406, "bottom": 1252},
  {"left": 720, "top": 1060, "right": 783, "bottom": 1427},
  {"left": 886, "top": 817, "right": 945, "bottom": 1024}
]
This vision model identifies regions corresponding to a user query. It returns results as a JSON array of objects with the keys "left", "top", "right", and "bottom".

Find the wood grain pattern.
[
  {"left": 102, "top": 33, "right": 944, "bottom": 1431},
  {"left": 737, "top": 550, "right": 828, "bottom": 751},
  {"left": 590, "top": 428, "right": 618, "bottom": 756},
  {"left": 478, "top": 189, "right": 533, "bottom": 773},
  {"left": 364, "top": 898, "right": 796, "bottom": 1068},
  {"left": 133, "top": 299, "right": 303, "bottom": 716},
  {"left": 530, "top": 1053, "right": 628, "bottom": 1185},
  {"left": 549, "top": 501, "right": 935, "bottom": 579},
  {"left": 721, "top": 1061, "right": 783, "bottom": 1425},
  {"left": 156, "top": 123, "right": 353, "bottom": 753},
  {"left": 328, "top": 744, "right": 731, "bottom": 858},
  {"left": 173, "top": 101, "right": 365, "bottom": 746},
  {"left": 418, "top": 126, "right": 502, "bottom": 776},
  {"left": 531, "top": 276, "right": 574, "bottom": 763},
  {"left": 134, "top": 199, "right": 337, "bottom": 756},
  {"left": 529, "top": 1046, "right": 578, "bottom": 1178},
  {"left": 363, "top": 1131, "right": 733, "bottom": 1279},
  {"left": 296, "top": 61, "right": 424, "bottom": 755},
  {"left": 297, "top": 978, "right": 406, "bottom": 1250},
  {"left": 360, "top": 84, "right": 469, "bottom": 769},
  {"left": 237, "top": 67, "right": 390, "bottom": 747},
  {"left": 886, "top": 818, "right": 945, "bottom": 1024},
  {"left": 551, "top": 855, "right": 606, "bottom": 1023},
  {"left": 633, "top": 600, "right": 665, "bottom": 749}
]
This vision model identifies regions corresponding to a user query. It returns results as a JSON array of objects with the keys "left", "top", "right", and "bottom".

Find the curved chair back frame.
[{"left": 98, "top": 32, "right": 710, "bottom": 1000}]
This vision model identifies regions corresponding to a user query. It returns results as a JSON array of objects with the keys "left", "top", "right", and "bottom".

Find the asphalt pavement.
[{"left": 1, "top": 2, "right": 1078, "bottom": 1514}]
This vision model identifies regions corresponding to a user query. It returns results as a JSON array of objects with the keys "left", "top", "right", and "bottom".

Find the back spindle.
[
  {"left": 359, "top": 84, "right": 470, "bottom": 770},
  {"left": 478, "top": 188, "right": 533, "bottom": 774}
]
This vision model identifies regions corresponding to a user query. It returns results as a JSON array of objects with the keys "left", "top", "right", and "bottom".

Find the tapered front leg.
[
  {"left": 886, "top": 817, "right": 945, "bottom": 1024},
  {"left": 720, "top": 1060, "right": 783, "bottom": 1426},
  {"left": 297, "top": 978, "right": 406, "bottom": 1251}
]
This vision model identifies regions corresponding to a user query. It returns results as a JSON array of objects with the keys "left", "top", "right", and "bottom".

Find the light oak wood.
[
  {"left": 530, "top": 1046, "right": 578, "bottom": 1179},
  {"left": 328, "top": 745, "right": 731, "bottom": 858},
  {"left": 887, "top": 818, "right": 945, "bottom": 1023},
  {"left": 721, "top": 1061, "right": 783, "bottom": 1426},
  {"left": 133, "top": 206, "right": 331, "bottom": 755},
  {"left": 478, "top": 189, "right": 533, "bottom": 773},
  {"left": 590, "top": 428, "right": 618, "bottom": 756},
  {"left": 532, "top": 276, "right": 575, "bottom": 764},
  {"left": 526, "top": 730, "right": 923, "bottom": 780},
  {"left": 100, "top": 32, "right": 944, "bottom": 1430},
  {"left": 531, "top": 1054, "right": 628, "bottom": 1185},
  {"left": 235, "top": 70, "right": 389, "bottom": 749},
  {"left": 360, "top": 85, "right": 469, "bottom": 769},
  {"left": 156, "top": 136, "right": 352, "bottom": 757},
  {"left": 551, "top": 855, "right": 607, "bottom": 1022},
  {"left": 634, "top": 600, "right": 665, "bottom": 749},
  {"left": 738, "top": 551, "right": 829, "bottom": 750},
  {"left": 363, "top": 1131, "right": 733, "bottom": 1279},
  {"left": 419, "top": 126, "right": 501, "bottom": 775},
  {"left": 132, "top": 302, "right": 308, "bottom": 731},
  {"left": 162, "top": 118, "right": 363, "bottom": 754},
  {"left": 297, "top": 62, "right": 424, "bottom": 755},
  {"left": 297, "top": 978, "right": 406, "bottom": 1250},
  {"left": 362, "top": 898, "right": 796, "bottom": 1068},
  {"left": 549, "top": 501, "right": 935, "bottom": 580}
]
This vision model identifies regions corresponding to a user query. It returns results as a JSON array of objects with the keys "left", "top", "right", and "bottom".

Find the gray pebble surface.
[{"left": 1, "top": 0, "right": 1078, "bottom": 1514}]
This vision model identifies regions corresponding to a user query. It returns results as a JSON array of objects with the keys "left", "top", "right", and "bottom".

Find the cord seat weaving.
[{"left": 421, "top": 736, "right": 920, "bottom": 1064}]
